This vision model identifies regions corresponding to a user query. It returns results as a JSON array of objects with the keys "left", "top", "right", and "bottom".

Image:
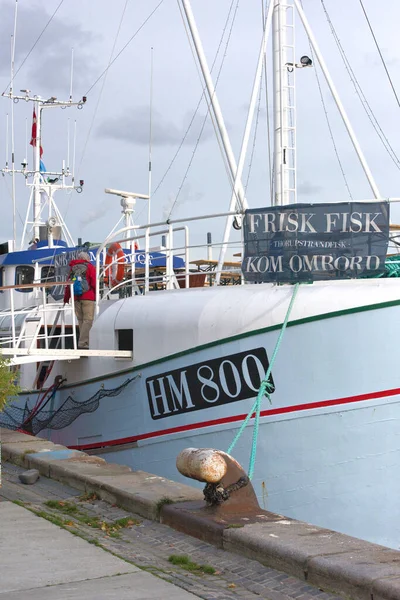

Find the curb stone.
[{"left": 2, "top": 427, "right": 400, "bottom": 600}]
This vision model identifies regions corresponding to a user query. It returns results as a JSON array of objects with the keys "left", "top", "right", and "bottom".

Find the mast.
[
  {"left": 272, "top": 0, "right": 296, "bottom": 206},
  {"left": 2, "top": 90, "right": 87, "bottom": 249}
]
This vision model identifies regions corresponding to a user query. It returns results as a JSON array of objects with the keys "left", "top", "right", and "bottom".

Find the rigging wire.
[
  {"left": 152, "top": 0, "right": 238, "bottom": 199},
  {"left": 245, "top": 77, "right": 263, "bottom": 192},
  {"left": 167, "top": 0, "right": 241, "bottom": 219},
  {"left": 308, "top": 46, "right": 353, "bottom": 199},
  {"left": 2, "top": 0, "right": 65, "bottom": 96},
  {"left": 298, "top": 0, "right": 352, "bottom": 199},
  {"left": 73, "top": 0, "right": 130, "bottom": 197},
  {"left": 84, "top": 0, "right": 165, "bottom": 97},
  {"left": 321, "top": 0, "right": 400, "bottom": 171},
  {"left": 358, "top": 0, "right": 400, "bottom": 110}
]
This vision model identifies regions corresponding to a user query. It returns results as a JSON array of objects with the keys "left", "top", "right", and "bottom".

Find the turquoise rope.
[{"left": 227, "top": 283, "right": 300, "bottom": 480}]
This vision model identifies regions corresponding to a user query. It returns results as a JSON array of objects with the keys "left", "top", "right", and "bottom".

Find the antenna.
[
  {"left": 69, "top": 48, "right": 74, "bottom": 101},
  {"left": 5, "top": 113, "right": 9, "bottom": 169},
  {"left": 105, "top": 188, "right": 149, "bottom": 250},
  {"left": 10, "top": 0, "right": 18, "bottom": 247},
  {"left": 148, "top": 47, "right": 154, "bottom": 225},
  {"left": 105, "top": 188, "right": 149, "bottom": 200},
  {"left": 67, "top": 118, "right": 70, "bottom": 170},
  {"left": 72, "top": 119, "right": 77, "bottom": 185}
]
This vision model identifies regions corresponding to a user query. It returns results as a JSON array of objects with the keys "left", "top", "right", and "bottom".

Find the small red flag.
[{"left": 30, "top": 109, "right": 43, "bottom": 157}]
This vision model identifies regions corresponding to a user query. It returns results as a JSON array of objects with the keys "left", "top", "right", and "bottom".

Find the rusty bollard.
[{"left": 176, "top": 448, "right": 260, "bottom": 514}]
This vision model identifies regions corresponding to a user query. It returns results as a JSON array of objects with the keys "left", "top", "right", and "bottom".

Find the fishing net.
[{"left": 0, "top": 376, "right": 138, "bottom": 436}]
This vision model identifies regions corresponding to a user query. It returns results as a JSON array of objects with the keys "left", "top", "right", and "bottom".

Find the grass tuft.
[
  {"left": 45, "top": 500, "right": 78, "bottom": 515},
  {"left": 155, "top": 496, "right": 173, "bottom": 518},
  {"left": 168, "top": 554, "right": 215, "bottom": 575}
]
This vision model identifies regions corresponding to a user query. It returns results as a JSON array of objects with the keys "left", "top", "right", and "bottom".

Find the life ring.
[{"left": 104, "top": 242, "right": 125, "bottom": 288}]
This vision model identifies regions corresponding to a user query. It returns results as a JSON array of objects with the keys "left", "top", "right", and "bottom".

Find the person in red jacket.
[{"left": 64, "top": 251, "right": 97, "bottom": 349}]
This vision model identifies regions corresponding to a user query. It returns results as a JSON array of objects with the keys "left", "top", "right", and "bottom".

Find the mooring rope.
[{"left": 228, "top": 283, "right": 300, "bottom": 479}]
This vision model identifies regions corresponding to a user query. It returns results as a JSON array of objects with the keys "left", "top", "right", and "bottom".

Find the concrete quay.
[
  {"left": 2, "top": 427, "right": 400, "bottom": 600},
  {"left": 0, "top": 499, "right": 199, "bottom": 600}
]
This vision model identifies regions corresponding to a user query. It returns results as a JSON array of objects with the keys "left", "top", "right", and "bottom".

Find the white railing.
[
  {"left": 0, "top": 281, "right": 77, "bottom": 355},
  {"left": 95, "top": 210, "right": 244, "bottom": 315}
]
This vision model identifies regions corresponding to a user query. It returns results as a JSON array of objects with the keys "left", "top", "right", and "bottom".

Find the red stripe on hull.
[{"left": 69, "top": 386, "right": 400, "bottom": 451}]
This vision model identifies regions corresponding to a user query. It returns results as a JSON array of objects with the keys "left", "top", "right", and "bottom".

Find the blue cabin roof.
[{"left": 0, "top": 245, "right": 185, "bottom": 269}]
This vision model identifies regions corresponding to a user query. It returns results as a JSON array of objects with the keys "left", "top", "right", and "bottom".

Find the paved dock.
[
  {"left": 1, "top": 462, "right": 341, "bottom": 600},
  {"left": 0, "top": 492, "right": 197, "bottom": 599},
  {"left": 2, "top": 428, "right": 400, "bottom": 600}
]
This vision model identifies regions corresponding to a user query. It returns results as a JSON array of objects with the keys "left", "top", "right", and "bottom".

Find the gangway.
[{"left": 0, "top": 282, "right": 132, "bottom": 366}]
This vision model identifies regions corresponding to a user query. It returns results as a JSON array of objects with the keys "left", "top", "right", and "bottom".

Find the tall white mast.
[{"left": 272, "top": 0, "right": 296, "bottom": 206}]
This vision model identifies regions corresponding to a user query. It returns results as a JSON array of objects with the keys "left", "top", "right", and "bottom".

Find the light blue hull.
[{"left": 16, "top": 302, "right": 400, "bottom": 549}]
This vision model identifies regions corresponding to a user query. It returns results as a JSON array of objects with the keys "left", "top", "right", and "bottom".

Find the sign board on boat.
[
  {"left": 146, "top": 347, "right": 274, "bottom": 420},
  {"left": 242, "top": 201, "right": 390, "bottom": 283}
]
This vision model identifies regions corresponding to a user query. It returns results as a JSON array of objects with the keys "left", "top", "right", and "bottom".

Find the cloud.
[
  {"left": 0, "top": 1, "right": 98, "bottom": 93},
  {"left": 298, "top": 181, "right": 323, "bottom": 195},
  {"left": 162, "top": 184, "right": 203, "bottom": 219},
  {"left": 80, "top": 199, "right": 111, "bottom": 229},
  {"left": 97, "top": 107, "right": 214, "bottom": 146}
]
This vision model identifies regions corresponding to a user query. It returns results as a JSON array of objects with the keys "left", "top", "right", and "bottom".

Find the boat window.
[
  {"left": 15, "top": 265, "right": 34, "bottom": 293},
  {"left": 41, "top": 266, "right": 55, "bottom": 283},
  {"left": 117, "top": 329, "right": 133, "bottom": 352},
  {"left": 0, "top": 267, "right": 3, "bottom": 291}
]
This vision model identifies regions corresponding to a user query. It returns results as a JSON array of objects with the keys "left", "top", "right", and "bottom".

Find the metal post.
[
  {"left": 61, "top": 308, "right": 65, "bottom": 350},
  {"left": 207, "top": 232, "right": 212, "bottom": 261},
  {"left": 180, "top": 0, "right": 247, "bottom": 210},
  {"left": 166, "top": 223, "right": 174, "bottom": 290},
  {"left": 95, "top": 251, "right": 101, "bottom": 316},
  {"left": 184, "top": 226, "right": 190, "bottom": 288},
  {"left": 144, "top": 228, "right": 150, "bottom": 294},
  {"left": 42, "top": 286, "right": 48, "bottom": 349},
  {"left": 293, "top": 0, "right": 380, "bottom": 198},
  {"left": 70, "top": 284, "right": 77, "bottom": 349},
  {"left": 148, "top": 47, "right": 153, "bottom": 226},
  {"left": 10, "top": 289, "right": 16, "bottom": 352}
]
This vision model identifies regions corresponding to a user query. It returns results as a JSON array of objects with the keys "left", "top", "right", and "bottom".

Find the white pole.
[
  {"left": 5, "top": 113, "right": 9, "bottom": 168},
  {"left": 72, "top": 120, "right": 77, "bottom": 185},
  {"left": 67, "top": 118, "right": 70, "bottom": 170},
  {"left": 148, "top": 47, "right": 153, "bottom": 226},
  {"left": 33, "top": 102, "right": 42, "bottom": 241},
  {"left": 215, "top": 0, "right": 274, "bottom": 284},
  {"left": 180, "top": 0, "right": 247, "bottom": 210},
  {"left": 25, "top": 117, "right": 28, "bottom": 165},
  {"left": 293, "top": 0, "right": 380, "bottom": 198}
]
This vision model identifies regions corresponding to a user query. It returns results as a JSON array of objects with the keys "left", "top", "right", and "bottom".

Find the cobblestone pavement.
[{"left": 1, "top": 462, "right": 344, "bottom": 600}]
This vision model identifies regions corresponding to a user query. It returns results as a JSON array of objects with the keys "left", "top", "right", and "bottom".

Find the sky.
[{"left": 0, "top": 0, "right": 400, "bottom": 254}]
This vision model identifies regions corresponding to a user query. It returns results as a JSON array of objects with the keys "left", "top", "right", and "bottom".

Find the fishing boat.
[{"left": 1, "top": 0, "right": 400, "bottom": 550}]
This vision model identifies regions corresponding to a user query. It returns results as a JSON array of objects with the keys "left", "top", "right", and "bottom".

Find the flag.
[
  {"left": 30, "top": 109, "right": 43, "bottom": 158},
  {"left": 40, "top": 160, "right": 46, "bottom": 173}
]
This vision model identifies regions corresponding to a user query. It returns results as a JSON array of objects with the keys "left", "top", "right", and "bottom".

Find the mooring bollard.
[{"left": 176, "top": 448, "right": 260, "bottom": 513}]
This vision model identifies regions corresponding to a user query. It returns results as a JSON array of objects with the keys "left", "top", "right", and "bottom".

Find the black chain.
[{"left": 203, "top": 475, "right": 250, "bottom": 506}]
